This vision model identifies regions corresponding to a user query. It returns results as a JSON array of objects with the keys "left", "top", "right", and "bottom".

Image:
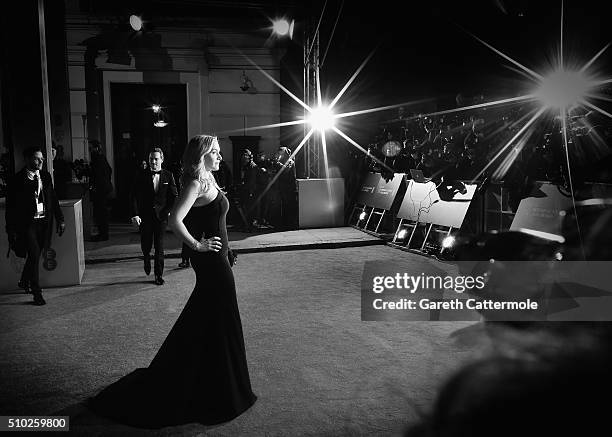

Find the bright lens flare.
[
  {"left": 441, "top": 236, "right": 455, "bottom": 249},
  {"left": 272, "top": 19, "right": 290, "bottom": 36},
  {"left": 129, "top": 15, "right": 143, "bottom": 31},
  {"left": 535, "top": 69, "right": 594, "bottom": 109},
  {"left": 308, "top": 106, "right": 336, "bottom": 132}
]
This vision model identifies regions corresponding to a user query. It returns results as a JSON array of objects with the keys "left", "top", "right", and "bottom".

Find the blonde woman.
[{"left": 89, "top": 135, "right": 256, "bottom": 427}]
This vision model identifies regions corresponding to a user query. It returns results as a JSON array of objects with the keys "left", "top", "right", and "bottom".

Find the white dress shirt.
[
  {"left": 26, "top": 169, "right": 45, "bottom": 218},
  {"left": 152, "top": 172, "right": 160, "bottom": 193}
]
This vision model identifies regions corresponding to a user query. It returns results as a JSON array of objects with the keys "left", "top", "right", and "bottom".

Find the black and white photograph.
[{"left": 1, "top": 0, "right": 612, "bottom": 435}]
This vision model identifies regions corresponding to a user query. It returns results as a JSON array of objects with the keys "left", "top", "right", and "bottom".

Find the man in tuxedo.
[
  {"left": 130, "top": 148, "right": 177, "bottom": 285},
  {"left": 5, "top": 147, "right": 66, "bottom": 305}
]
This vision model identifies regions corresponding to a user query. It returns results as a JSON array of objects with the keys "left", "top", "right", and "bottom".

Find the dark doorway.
[{"left": 110, "top": 83, "right": 187, "bottom": 220}]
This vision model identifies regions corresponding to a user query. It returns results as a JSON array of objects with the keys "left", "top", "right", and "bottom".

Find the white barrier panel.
[
  {"left": 298, "top": 178, "right": 344, "bottom": 228},
  {"left": 397, "top": 180, "right": 477, "bottom": 228},
  {"left": 0, "top": 199, "right": 85, "bottom": 292}
]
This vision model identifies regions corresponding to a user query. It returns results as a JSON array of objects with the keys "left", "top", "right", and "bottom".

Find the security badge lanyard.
[{"left": 34, "top": 175, "right": 44, "bottom": 215}]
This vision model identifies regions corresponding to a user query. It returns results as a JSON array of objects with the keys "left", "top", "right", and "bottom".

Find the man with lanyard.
[{"left": 5, "top": 147, "right": 66, "bottom": 305}]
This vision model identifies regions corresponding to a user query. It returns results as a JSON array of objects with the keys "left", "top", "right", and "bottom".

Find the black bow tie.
[{"left": 151, "top": 170, "right": 162, "bottom": 175}]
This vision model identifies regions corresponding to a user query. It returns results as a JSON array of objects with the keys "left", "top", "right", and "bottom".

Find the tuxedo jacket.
[
  {"left": 130, "top": 169, "right": 178, "bottom": 222},
  {"left": 5, "top": 168, "right": 64, "bottom": 248}
]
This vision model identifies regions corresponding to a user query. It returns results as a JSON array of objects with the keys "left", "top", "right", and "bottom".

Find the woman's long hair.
[{"left": 181, "top": 134, "right": 220, "bottom": 193}]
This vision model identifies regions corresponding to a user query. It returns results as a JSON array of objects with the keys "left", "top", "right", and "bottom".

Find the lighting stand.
[
  {"left": 389, "top": 219, "right": 454, "bottom": 257},
  {"left": 352, "top": 204, "right": 387, "bottom": 235},
  {"left": 348, "top": 203, "right": 367, "bottom": 226}
]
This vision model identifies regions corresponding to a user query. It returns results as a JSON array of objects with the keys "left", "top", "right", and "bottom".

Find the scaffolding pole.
[{"left": 304, "top": 19, "right": 322, "bottom": 179}]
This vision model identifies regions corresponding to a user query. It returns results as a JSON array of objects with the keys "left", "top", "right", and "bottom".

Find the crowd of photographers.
[
  {"left": 214, "top": 146, "right": 298, "bottom": 232},
  {"left": 366, "top": 101, "right": 612, "bottom": 189}
]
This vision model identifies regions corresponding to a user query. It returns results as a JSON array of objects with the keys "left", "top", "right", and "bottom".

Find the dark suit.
[
  {"left": 271, "top": 161, "right": 297, "bottom": 230},
  {"left": 130, "top": 169, "right": 177, "bottom": 277},
  {"left": 89, "top": 153, "right": 113, "bottom": 239},
  {"left": 5, "top": 169, "right": 64, "bottom": 291}
]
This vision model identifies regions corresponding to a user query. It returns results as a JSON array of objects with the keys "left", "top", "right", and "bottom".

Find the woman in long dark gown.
[{"left": 89, "top": 135, "right": 256, "bottom": 428}]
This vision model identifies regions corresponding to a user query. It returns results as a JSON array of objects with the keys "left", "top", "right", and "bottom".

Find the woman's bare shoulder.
[{"left": 183, "top": 178, "right": 201, "bottom": 190}]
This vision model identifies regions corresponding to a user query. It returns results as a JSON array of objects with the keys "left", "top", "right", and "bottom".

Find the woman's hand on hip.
[{"left": 194, "top": 236, "right": 222, "bottom": 252}]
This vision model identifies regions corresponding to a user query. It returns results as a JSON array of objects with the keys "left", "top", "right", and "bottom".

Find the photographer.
[
  {"left": 254, "top": 151, "right": 273, "bottom": 228},
  {"left": 238, "top": 149, "right": 258, "bottom": 228},
  {"left": 213, "top": 152, "right": 233, "bottom": 191},
  {"left": 271, "top": 146, "right": 297, "bottom": 230}
]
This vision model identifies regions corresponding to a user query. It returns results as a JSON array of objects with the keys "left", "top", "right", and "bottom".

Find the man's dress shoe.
[{"left": 33, "top": 292, "right": 46, "bottom": 306}]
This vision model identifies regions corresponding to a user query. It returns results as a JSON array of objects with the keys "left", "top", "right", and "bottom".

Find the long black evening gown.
[{"left": 89, "top": 191, "right": 256, "bottom": 428}]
